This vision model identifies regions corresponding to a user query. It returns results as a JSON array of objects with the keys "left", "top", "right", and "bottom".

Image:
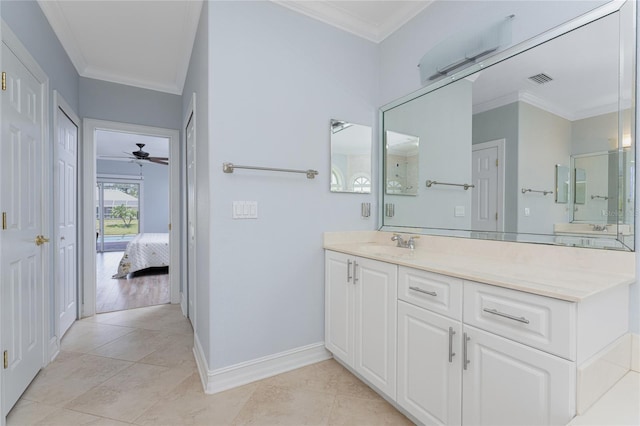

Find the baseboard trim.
[
  {"left": 194, "top": 339, "right": 331, "bottom": 394},
  {"left": 47, "top": 336, "right": 60, "bottom": 364},
  {"left": 577, "top": 333, "right": 631, "bottom": 414}
]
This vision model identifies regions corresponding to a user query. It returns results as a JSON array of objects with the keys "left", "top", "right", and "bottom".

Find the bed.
[{"left": 112, "top": 233, "right": 170, "bottom": 278}]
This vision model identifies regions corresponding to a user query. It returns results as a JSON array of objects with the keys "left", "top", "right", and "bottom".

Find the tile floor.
[{"left": 7, "top": 304, "right": 413, "bottom": 426}]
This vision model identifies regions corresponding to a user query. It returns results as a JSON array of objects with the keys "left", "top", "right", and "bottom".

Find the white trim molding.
[{"left": 194, "top": 337, "right": 332, "bottom": 394}]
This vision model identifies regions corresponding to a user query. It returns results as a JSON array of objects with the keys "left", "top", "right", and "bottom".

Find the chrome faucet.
[{"left": 392, "top": 234, "right": 419, "bottom": 249}]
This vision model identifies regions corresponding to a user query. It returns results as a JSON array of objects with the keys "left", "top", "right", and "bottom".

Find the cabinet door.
[
  {"left": 354, "top": 257, "right": 398, "bottom": 399},
  {"left": 325, "top": 251, "right": 354, "bottom": 365},
  {"left": 398, "top": 301, "right": 462, "bottom": 426},
  {"left": 462, "top": 325, "right": 575, "bottom": 426}
]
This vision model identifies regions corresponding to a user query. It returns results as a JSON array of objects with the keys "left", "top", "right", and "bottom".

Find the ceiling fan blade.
[
  {"left": 100, "top": 155, "right": 134, "bottom": 160},
  {"left": 148, "top": 156, "right": 169, "bottom": 161},
  {"left": 148, "top": 158, "right": 169, "bottom": 165}
]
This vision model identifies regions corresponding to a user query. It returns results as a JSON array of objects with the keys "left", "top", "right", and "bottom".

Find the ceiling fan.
[
  {"left": 130, "top": 143, "right": 168, "bottom": 165},
  {"left": 100, "top": 142, "right": 169, "bottom": 165}
]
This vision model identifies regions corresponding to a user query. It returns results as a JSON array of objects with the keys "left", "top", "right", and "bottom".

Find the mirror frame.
[{"left": 378, "top": 0, "right": 635, "bottom": 251}]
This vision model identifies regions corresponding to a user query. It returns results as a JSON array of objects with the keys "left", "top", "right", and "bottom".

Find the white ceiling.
[
  {"left": 38, "top": 1, "right": 430, "bottom": 95},
  {"left": 38, "top": 0, "right": 203, "bottom": 95}
]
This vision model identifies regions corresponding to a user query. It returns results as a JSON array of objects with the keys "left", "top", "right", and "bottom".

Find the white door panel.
[
  {"left": 55, "top": 107, "right": 78, "bottom": 338},
  {"left": 1, "top": 43, "right": 45, "bottom": 416},
  {"left": 472, "top": 146, "right": 498, "bottom": 232}
]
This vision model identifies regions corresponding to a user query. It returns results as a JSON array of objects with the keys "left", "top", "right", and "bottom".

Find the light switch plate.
[
  {"left": 454, "top": 206, "right": 465, "bottom": 217},
  {"left": 233, "top": 201, "right": 258, "bottom": 219},
  {"left": 524, "top": 207, "right": 531, "bottom": 217}
]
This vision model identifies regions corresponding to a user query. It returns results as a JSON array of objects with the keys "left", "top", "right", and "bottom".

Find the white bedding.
[{"left": 113, "top": 233, "right": 169, "bottom": 278}]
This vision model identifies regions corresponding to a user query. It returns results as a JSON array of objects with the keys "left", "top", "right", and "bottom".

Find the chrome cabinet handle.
[
  {"left": 409, "top": 286, "right": 437, "bottom": 297},
  {"left": 448, "top": 327, "right": 456, "bottom": 363},
  {"left": 353, "top": 261, "right": 358, "bottom": 283},
  {"left": 483, "top": 308, "right": 530, "bottom": 324},
  {"left": 347, "top": 260, "right": 352, "bottom": 283},
  {"left": 463, "top": 332, "right": 470, "bottom": 370}
]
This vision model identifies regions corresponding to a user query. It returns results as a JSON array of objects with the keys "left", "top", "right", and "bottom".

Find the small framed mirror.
[
  {"left": 555, "top": 165, "right": 570, "bottom": 203},
  {"left": 385, "top": 131, "right": 420, "bottom": 195},
  {"left": 330, "top": 119, "right": 372, "bottom": 193}
]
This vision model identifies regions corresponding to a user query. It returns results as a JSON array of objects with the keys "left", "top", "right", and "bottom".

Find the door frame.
[
  {"left": 472, "top": 139, "right": 506, "bottom": 232},
  {"left": 51, "top": 90, "right": 80, "bottom": 358},
  {"left": 81, "top": 119, "right": 180, "bottom": 318},
  {"left": 182, "top": 93, "right": 196, "bottom": 325},
  {"left": 0, "top": 21, "right": 51, "bottom": 423}
]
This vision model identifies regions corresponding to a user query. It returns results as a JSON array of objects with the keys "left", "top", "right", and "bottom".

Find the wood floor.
[{"left": 96, "top": 252, "right": 169, "bottom": 314}]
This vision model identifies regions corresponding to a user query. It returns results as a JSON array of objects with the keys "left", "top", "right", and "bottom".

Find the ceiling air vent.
[{"left": 528, "top": 73, "right": 553, "bottom": 84}]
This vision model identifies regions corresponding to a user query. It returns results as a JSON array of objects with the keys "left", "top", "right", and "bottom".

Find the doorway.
[{"left": 81, "top": 120, "right": 181, "bottom": 318}]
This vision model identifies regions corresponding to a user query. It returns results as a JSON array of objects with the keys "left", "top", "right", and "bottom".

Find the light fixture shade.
[{"left": 418, "top": 15, "right": 514, "bottom": 85}]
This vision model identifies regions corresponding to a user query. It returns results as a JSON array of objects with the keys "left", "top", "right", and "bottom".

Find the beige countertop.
[{"left": 324, "top": 231, "right": 635, "bottom": 302}]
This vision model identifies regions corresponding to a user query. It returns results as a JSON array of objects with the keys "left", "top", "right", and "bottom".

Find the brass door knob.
[{"left": 35, "top": 235, "right": 50, "bottom": 246}]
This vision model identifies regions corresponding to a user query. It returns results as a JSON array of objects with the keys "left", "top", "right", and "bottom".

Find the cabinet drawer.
[
  {"left": 398, "top": 267, "right": 462, "bottom": 321},
  {"left": 464, "top": 281, "right": 576, "bottom": 360}
]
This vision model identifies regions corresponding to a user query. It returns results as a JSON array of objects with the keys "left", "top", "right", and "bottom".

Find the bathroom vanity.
[{"left": 323, "top": 231, "right": 634, "bottom": 426}]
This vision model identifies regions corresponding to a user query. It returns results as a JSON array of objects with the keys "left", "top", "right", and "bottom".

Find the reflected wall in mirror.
[
  {"left": 385, "top": 131, "right": 419, "bottom": 195},
  {"left": 555, "top": 165, "right": 569, "bottom": 204},
  {"left": 380, "top": 1, "right": 635, "bottom": 250},
  {"left": 330, "top": 119, "right": 372, "bottom": 193}
]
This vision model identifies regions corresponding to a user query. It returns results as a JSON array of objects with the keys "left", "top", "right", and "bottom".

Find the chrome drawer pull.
[
  {"left": 483, "top": 308, "right": 530, "bottom": 324},
  {"left": 347, "top": 260, "right": 352, "bottom": 283},
  {"left": 463, "top": 333, "right": 470, "bottom": 370},
  {"left": 409, "top": 286, "right": 437, "bottom": 297},
  {"left": 353, "top": 261, "right": 358, "bottom": 284},
  {"left": 448, "top": 327, "right": 456, "bottom": 363}
]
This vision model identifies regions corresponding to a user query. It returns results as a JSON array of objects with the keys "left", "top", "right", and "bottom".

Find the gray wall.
[
  {"left": 181, "top": 0, "right": 211, "bottom": 360},
  {"left": 80, "top": 77, "right": 182, "bottom": 130},
  {"left": 1, "top": 0, "right": 79, "bottom": 113},
  {"left": 472, "top": 102, "right": 519, "bottom": 233},
  {"left": 96, "top": 160, "right": 169, "bottom": 233},
  {"left": 206, "top": 0, "right": 378, "bottom": 369}
]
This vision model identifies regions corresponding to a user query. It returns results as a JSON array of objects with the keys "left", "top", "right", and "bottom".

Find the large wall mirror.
[{"left": 381, "top": 1, "right": 635, "bottom": 251}]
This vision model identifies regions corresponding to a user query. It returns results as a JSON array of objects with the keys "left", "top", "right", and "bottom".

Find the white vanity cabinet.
[
  {"left": 398, "top": 301, "right": 462, "bottom": 426},
  {"left": 324, "top": 250, "right": 398, "bottom": 399},
  {"left": 324, "top": 246, "right": 629, "bottom": 426},
  {"left": 462, "top": 325, "right": 574, "bottom": 426},
  {"left": 397, "top": 269, "right": 576, "bottom": 426}
]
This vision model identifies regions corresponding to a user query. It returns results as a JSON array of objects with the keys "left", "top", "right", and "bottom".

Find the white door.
[
  {"left": 472, "top": 145, "right": 499, "bottom": 231},
  {"left": 324, "top": 251, "right": 353, "bottom": 364},
  {"left": 354, "top": 257, "right": 397, "bottom": 399},
  {"left": 397, "top": 301, "right": 462, "bottom": 426},
  {"left": 462, "top": 325, "right": 574, "bottom": 426},
  {"left": 55, "top": 106, "right": 78, "bottom": 338},
  {"left": 1, "top": 43, "right": 45, "bottom": 416},
  {"left": 185, "top": 112, "right": 196, "bottom": 323}
]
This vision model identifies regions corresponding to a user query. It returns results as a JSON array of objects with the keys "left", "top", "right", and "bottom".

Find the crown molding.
[
  {"left": 273, "top": 1, "right": 433, "bottom": 43},
  {"left": 82, "top": 65, "right": 182, "bottom": 95}
]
